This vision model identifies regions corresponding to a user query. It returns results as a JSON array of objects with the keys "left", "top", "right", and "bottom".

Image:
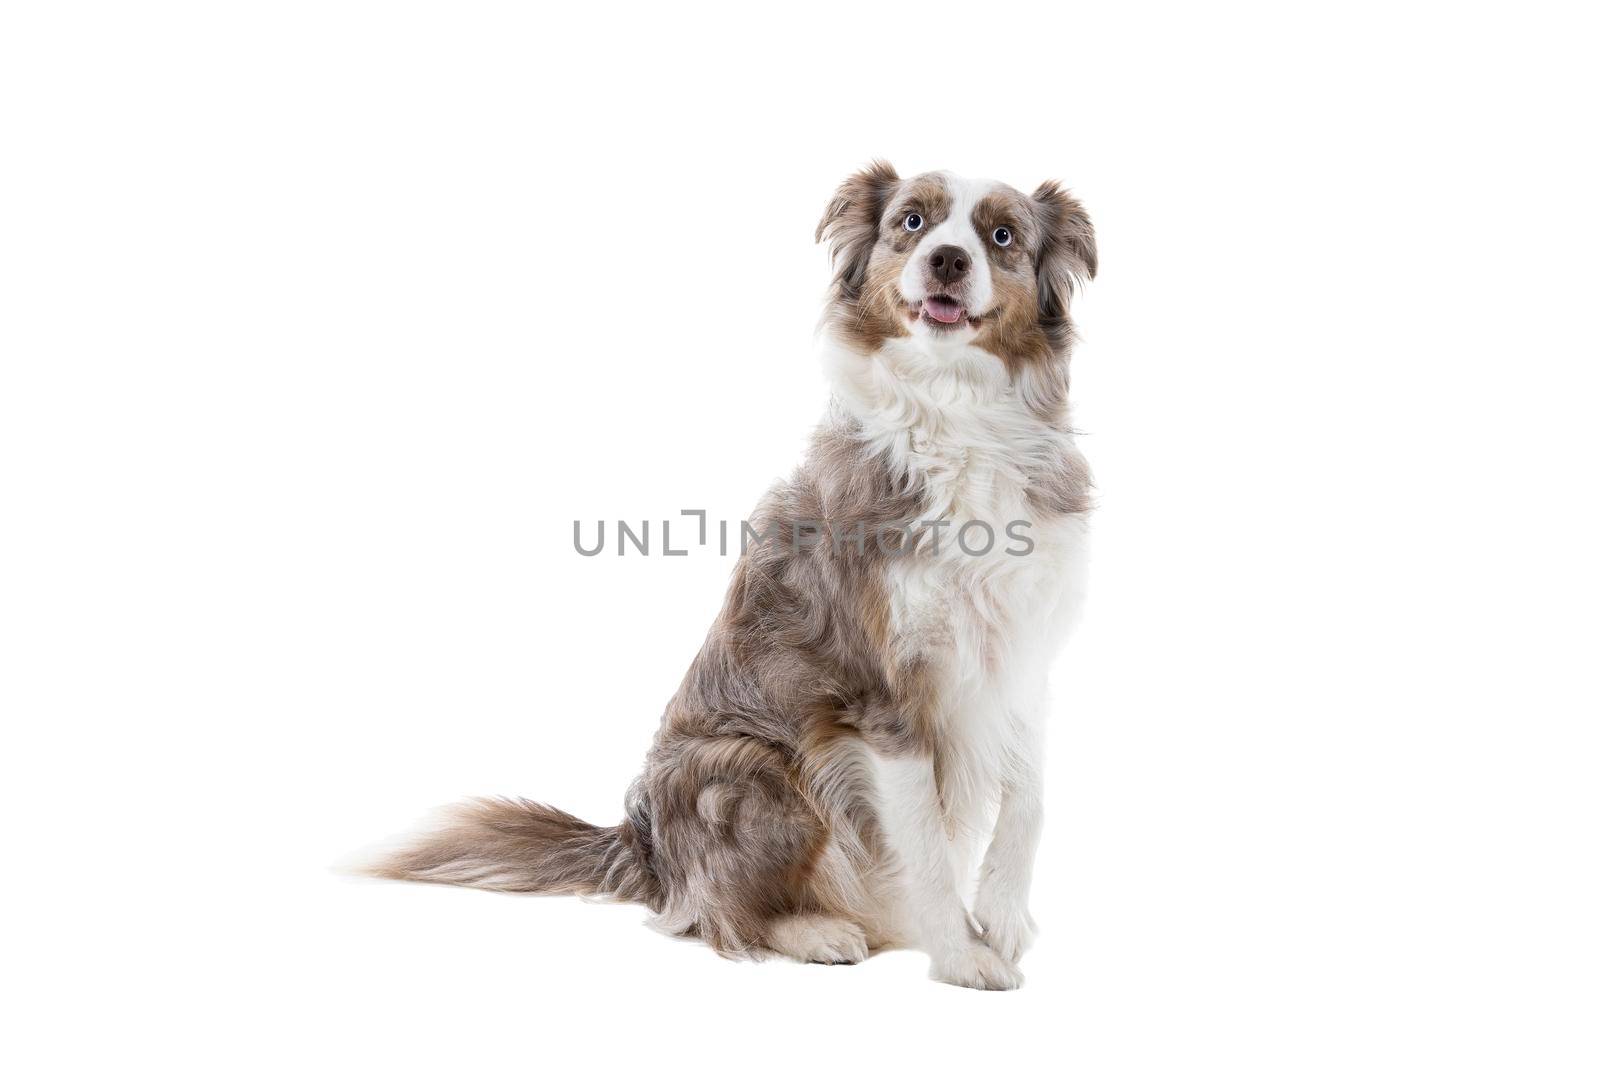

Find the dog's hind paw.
[{"left": 766, "top": 914, "right": 869, "bottom": 965}]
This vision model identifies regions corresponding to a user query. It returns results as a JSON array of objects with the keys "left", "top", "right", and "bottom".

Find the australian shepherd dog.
[{"left": 367, "top": 162, "right": 1098, "bottom": 989}]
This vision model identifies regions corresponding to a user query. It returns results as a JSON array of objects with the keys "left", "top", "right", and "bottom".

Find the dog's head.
[{"left": 816, "top": 162, "right": 1096, "bottom": 364}]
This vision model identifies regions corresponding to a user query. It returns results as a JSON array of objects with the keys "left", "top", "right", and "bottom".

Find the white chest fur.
[{"left": 821, "top": 333, "right": 1090, "bottom": 846}]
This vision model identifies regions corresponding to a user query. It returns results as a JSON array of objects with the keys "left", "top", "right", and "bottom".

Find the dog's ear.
[
  {"left": 816, "top": 160, "right": 900, "bottom": 300},
  {"left": 1031, "top": 181, "right": 1097, "bottom": 322}
]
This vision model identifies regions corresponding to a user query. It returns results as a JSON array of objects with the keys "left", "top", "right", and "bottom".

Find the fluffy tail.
[{"left": 366, "top": 796, "right": 660, "bottom": 906}]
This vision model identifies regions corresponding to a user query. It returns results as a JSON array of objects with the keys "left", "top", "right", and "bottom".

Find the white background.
[{"left": 3, "top": 2, "right": 1596, "bottom": 1064}]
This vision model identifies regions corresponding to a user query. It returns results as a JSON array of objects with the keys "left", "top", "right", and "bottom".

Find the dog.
[{"left": 367, "top": 163, "right": 1097, "bottom": 990}]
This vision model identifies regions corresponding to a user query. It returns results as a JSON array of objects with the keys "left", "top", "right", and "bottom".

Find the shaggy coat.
[{"left": 369, "top": 163, "right": 1097, "bottom": 989}]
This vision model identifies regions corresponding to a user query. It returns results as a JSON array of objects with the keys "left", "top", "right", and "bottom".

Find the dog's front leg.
[
  {"left": 973, "top": 747, "right": 1043, "bottom": 962},
  {"left": 873, "top": 751, "right": 1023, "bottom": 990}
]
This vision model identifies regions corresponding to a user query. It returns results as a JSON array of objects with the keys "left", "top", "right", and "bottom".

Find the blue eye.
[
  {"left": 904, "top": 213, "right": 923, "bottom": 232},
  {"left": 992, "top": 226, "right": 1013, "bottom": 247}
]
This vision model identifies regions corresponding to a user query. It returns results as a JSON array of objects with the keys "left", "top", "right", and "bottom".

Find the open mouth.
[{"left": 920, "top": 294, "right": 967, "bottom": 327}]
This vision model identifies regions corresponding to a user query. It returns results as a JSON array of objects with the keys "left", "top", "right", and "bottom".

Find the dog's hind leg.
[{"left": 644, "top": 735, "right": 835, "bottom": 955}]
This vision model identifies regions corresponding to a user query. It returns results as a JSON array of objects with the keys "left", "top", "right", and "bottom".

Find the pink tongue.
[{"left": 924, "top": 297, "right": 963, "bottom": 324}]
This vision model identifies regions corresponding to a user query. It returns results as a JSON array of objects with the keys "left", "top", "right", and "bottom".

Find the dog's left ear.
[
  {"left": 816, "top": 160, "right": 900, "bottom": 300},
  {"left": 1032, "top": 181, "right": 1097, "bottom": 321}
]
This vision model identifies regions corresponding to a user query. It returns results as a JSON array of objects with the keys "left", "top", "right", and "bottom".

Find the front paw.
[
  {"left": 929, "top": 941, "right": 1024, "bottom": 991},
  {"left": 974, "top": 902, "right": 1037, "bottom": 963}
]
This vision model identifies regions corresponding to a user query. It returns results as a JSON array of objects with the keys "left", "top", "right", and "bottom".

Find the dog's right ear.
[{"left": 815, "top": 160, "right": 900, "bottom": 300}]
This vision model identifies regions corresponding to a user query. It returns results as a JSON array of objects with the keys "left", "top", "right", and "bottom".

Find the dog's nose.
[{"left": 927, "top": 245, "right": 970, "bottom": 284}]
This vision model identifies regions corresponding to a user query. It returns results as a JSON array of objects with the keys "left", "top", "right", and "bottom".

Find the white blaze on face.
[{"left": 898, "top": 173, "right": 998, "bottom": 332}]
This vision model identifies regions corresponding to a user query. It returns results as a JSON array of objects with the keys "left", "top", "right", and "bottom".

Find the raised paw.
[
  {"left": 766, "top": 914, "right": 870, "bottom": 965},
  {"left": 929, "top": 940, "right": 1025, "bottom": 990}
]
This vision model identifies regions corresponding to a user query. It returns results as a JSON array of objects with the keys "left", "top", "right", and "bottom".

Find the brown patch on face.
[
  {"left": 838, "top": 251, "right": 913, "bottom": 350},
  {"left": 819, "top": 169, "right": 965, "bottom": 350},
  {"left": 974, "top": 263, "right": 1053, "bottom": 372},
  {"left": 964, "top": 187, "right": 1050, "bottom": 372},
  {"left": 879, "top": 173, "right": 952, "bottom": 257},
  {"left": 971, "top": 188, "right": 1035, "bottom": 278}
]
